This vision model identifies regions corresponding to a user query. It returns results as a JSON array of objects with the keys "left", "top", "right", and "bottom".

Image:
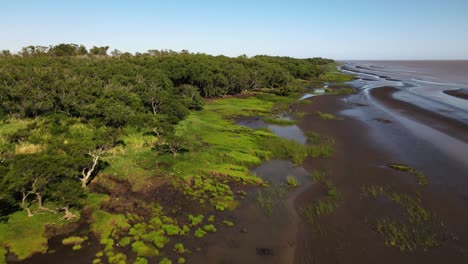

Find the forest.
[
  {"left": 0, "top": 43, "right": 344, "bottom": 263},
  {"left": 0, "top": 44, "right": 333, "bottom": 219}
]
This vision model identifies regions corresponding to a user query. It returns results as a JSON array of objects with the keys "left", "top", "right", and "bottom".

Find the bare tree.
[{"left": 81, "top": 148, "right": 105, "bottom": 188}]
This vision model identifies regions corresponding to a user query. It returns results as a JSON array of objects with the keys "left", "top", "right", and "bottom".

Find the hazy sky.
[{"left": 1, "top": 0, "right": 468, "bottom": 60}]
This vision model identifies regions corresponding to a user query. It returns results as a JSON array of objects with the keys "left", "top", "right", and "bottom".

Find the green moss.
[
  {"left": 84, "top": 192, "right": 110, "bottom": 210},
  {"left": 92, "top": 258, "right": 102, "bottom": 264},
  {"left": 203, "top": 224, "right": 217, "bottom": 233},
  {"left": 188, "top": 214, "right": 204, "bottom": 226},
  {"left": 162, "top": 224, "right": 181, "bottom": 236},
  {"left": 159, "top": 258, "right": 172, "bottom": 264},
  {"left": 177, "top": 257, "right": 186, "bottom": 264},
  {"left": 118, "top": 237, "right": 131, "bottom": 247},
  {"left": 72, "top": 245, "right": 82, "bottom": 251},
  {"left": 194, "top": 228, "right": 207, "bottom": 238},
  {"left": 90, "top": 210, "right": 130, "bottom": 239},
  {"left": 0, "top": 211, "right": 65, "bottom": 260},
  {"left": 141, "top": 230, "right": 169, "bottom": 249},
  {"left": 131, "top": 241, "right": 159, "bottom": 257},
  {"left": 222, "top": 220, "right": 235, "bottom": 227},
  {"left": 315, "top": 111, "right": 336, "bottom": 120},
  {"left": 215, "top": 203, "right": 225, "bottom": 211},
  {"left": 96, "top": 251, "right": 104, "bottom": 257},
  {"left": 0, "top": 247, "right": 7, "bottom": 264},
  {"left": 107, "top": 252, "right": 127, "bottom": 264},
  {"left": 286, "top": 176, "right": 299, "bottom": 188},
  {"left": 207, "top": 215, "right": 215, "bottom": 222},
  {"left": 134, "top": 257, "right": 149, "bottom": 264},
  {"left": 173, "top": 243, "right": 186, "bottom": 254},
  {"left": 388, "top": 164, "right": 428, "bottom": 186},
  {"left": 62, "top": 236, "right": 87, "bottom": 246}
]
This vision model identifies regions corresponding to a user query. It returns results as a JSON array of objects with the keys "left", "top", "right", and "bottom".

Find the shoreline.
[
  {"left": 370, "top": 86, "right": 468, "bottom": 143},
  {"left": 291, "top": 90, "right": 468, "bottom": 263}
]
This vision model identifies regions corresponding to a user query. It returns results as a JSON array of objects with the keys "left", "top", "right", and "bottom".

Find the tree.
[
  {"left": 111, "top": 49, "right": 122, "bottom": 57},
  {"left": 1, "top": 152, "right": 76, "bottom": 216},
  {"left": 48, "top": 179, "right": 86, "bottom": 220},
  {"left": 80, "top": 148, "right": 105, "bottom": 188},
  {"left": 89, "top": 46, "right": 109, "bottom": 56},
  {"left": 154, "top": 134, "right": 191, "bottom": 157},
  {"left": 49, "top": 43, "right": 80, "bottom": 56}
]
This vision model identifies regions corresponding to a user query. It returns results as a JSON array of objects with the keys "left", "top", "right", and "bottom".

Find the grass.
[
  {"left": 0, "top": 90, "right": 334, "bottom": 262},
  {"left": 318, "top": 63, "right": 354, "bottom": 83},
  {"left": 388, "top": 164, "right": 428, "bottom": 186},
  {"left": 362, "top": 185, "right": 445, "bottom": 252},
  {"left": 315, "top": 111, "right": 336, "bottom": 120},
  {"left": 286, "top": 176, "right": 299, "bottom": 188},
  {"left": 257, "top": 184, "right": 287, "bottom": 216},
  {"left": 300, "top": 170, "right": 340, "bottom": 226},
  {"left": 0, "top": 211, "right": 65, "bottom": 260},
  {"left": 62, "top": 236, "right": 88, "bottom": 246},
  {"left": 305, "top": 131, "right": 321, "bottom": 143},
  {"left": 325, "top": 87, "right": 355, "bottom": 95},
  {"left": 263, "top": 117, "right": 297, "bottom": 126}
]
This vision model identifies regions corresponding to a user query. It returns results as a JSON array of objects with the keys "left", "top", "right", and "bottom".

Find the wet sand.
[
  {"left": 370, "top": 86, "right": 468, "bottom": 143},
  {"left": 444, "top": 89, "right": 468, "bottom": 100},
  {"left": 293, "top": 93, "right": 468, "bottom": 263}
]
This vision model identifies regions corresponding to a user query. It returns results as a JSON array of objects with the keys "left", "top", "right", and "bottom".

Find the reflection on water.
[
  {"left": 237, "top": 117, "right": 307, "bottom": 144},
  {"left": 267, "top": 125, "right": 307, "bottom": 144},
  {"left": 341, "top": 61, "right": 468, "bottom": 120}
]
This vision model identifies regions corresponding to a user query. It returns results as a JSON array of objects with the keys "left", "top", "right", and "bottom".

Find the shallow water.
[
  {"left": 237, "top": 117, "right": 307, "bottom": 144},
  {"left": 341, "top": 62, "right": 468, "bottom": 196},
  {"left": 341, "top": 61, "right": 468, "bottom": 123}
]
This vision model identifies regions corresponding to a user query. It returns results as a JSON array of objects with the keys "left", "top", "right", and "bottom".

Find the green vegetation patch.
[
  {"left": 300, "top": 171, "right": 340, "bottom": 226},
  {"left": 388, "top": 164, "right": 428, "bottom": 186},
  {"left": 0, "top": 211, "right": 65, "bottom": 260},
  {"left": 263, "top": 117, "right": 297, "bottom": 126},
  {"left": 62, "top": 236, "right": 88, "bottom": 246},
  {"left": 362, "top": 185, "right": 446, "bottom": 252},
  {"left": 286, "top": 176, "right": 299, "bottom": 188},
  {"left": 257, "top": 184, "right": 288, "bottom": 216},
  {"left": 315, "top": 111, "right": 336, "bottom": 120}
]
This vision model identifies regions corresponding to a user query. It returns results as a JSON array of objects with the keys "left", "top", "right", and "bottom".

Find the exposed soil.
[
  {"left": 292, "top": 93, "right": 468, "bottom": 263},
  {"left": 444, "top": 89, "right": 468, "bottom": 100},
  {"left": 371, "top": 86, "right": 468, "bottom": 143}
]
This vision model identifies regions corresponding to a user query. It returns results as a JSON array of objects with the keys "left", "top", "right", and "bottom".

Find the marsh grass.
[
  {"left": 362, "top": 185, "right": 445, "bottom": 252},
  {"left": 0, "top": 211, "right": 66, "bottom": 260},
  {"left": 315, "top": 111, "right": 336, "bottom": 120},
  {"left": 305, "top": 131, "right": 321, "bottom": 143},
  {"left": 263, "top": 117, "right": 297, "bottom": 126},
  {"left": 257, "top": 184, "right": 287, "bottom": 216},
  {"left": 286, "top": 176, "right": 299, "bottom": 188},
  {"left": 14, "top": 142, "right": 43, "bottom": 154},
  {"left": 388, "top": 164, "right": 428, "bottom": 186},
  {"left": 300, "top": 170, "right": 340, "bottom": 227}
]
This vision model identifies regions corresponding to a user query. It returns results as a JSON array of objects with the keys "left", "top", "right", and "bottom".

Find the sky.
[{"left": 1, "top": 0, "right": 468, "bottom": 60}]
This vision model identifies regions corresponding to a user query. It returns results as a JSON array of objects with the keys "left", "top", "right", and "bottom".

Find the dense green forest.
[
  {"left": 0, "top": 44, "right": 347, "bottom": 263},
  {"left": 0, "top": 44, "right": 332, "bottom": 217}
]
